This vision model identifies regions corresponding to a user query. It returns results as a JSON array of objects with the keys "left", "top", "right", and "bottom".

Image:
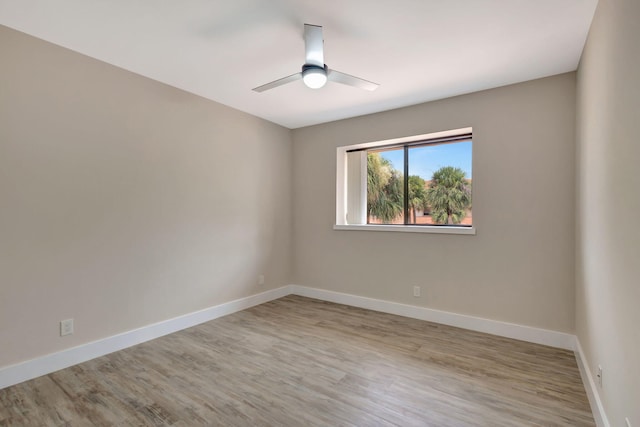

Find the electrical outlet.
[
  {"left": 413, "top": 286, "right": 421, "bottom": 297},
  {"left": 60, "top": 319, "right": 74, "bottom": 336},
  {"left": 258, "top": 274, "right": 265, "bottom": 286},
  {"left": 596, "top": 365, "right": 602, "bottom": 387}
]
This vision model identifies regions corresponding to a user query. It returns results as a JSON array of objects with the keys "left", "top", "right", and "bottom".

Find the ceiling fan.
[{"left": 252, "top": 24, "right": 379, "bottom": 93}]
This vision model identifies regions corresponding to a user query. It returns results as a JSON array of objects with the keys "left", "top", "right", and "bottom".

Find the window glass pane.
[
  {"left": 367, "top": 147, "right": 405, "bottom": 224},
  {"left": 408, "top": 141, "right": 472, "bottom": 226}
]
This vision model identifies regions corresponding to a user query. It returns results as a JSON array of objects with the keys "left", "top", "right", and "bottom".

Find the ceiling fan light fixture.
[
  {"left": 252, "top": 25, "right": 379, "bottom": 93},
  {"left": 302, "top": 66, "right": 327, "bottom": 89}
]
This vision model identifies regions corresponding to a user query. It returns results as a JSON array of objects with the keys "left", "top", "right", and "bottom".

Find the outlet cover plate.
[{"left": 60, "top": 319, "right": 74, "bottom": 336}]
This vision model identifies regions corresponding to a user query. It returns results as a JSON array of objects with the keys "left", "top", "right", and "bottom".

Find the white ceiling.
[{"left": 0, "top": 0, "right": 597, "bottom": 129}]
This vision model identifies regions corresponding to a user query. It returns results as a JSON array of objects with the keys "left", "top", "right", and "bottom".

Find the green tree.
[
  {"left": 367, "top": 153, "right": 403, "bottom": 222},
  {"left": 408, "top": 175, "right": 427, "bottom": 224},
  {"left": 425, "top": 166, "right": 471, "bottom": 225}
]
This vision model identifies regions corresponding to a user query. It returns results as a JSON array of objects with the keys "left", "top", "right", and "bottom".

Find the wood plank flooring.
[{"left": 0, "top": 296, "right": 594, "bottom": 426}]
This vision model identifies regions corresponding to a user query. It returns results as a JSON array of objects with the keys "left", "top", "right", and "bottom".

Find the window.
[{"left": 336, "top": 128, "right": 474, "bottom": 234}]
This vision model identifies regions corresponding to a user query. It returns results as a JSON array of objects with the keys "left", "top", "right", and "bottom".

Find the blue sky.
[{"left": 379, "top": 141, "right": 472, "bottom": 180}]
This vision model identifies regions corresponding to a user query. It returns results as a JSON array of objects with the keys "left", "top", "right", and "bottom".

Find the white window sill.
[{"left": 333, "top": 224, "right": 476, "bottom": 235}]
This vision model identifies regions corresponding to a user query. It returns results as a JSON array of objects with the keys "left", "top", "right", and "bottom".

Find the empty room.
[{"left": 0, "top": 0, "right": 638, "bottom": 426}]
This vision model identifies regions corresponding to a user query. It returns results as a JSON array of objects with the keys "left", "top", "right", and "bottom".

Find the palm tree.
[
  {"left": 367, "top": 153, "right": 403, "bottom": 223},
  {"left": 408, "top": 175, "right": 427, "bottom": 224},
  {"left": 425, "top": 166, "right": 471, "bottom": 225}
]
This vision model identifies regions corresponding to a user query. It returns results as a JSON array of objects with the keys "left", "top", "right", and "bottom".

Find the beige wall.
[
  {"left": 576, "top": 0, "right": 640, "bottom": 424},
  {"left": 0, "top": 26, "right": 292, "bottom": 368},
  {"left": 292, "top": 73, "right": 577, "bottom": 333}
]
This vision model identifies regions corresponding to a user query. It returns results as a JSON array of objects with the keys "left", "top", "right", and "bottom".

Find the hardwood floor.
[{"left": 0, "top": 295, "right": 594, "bottom": 426}]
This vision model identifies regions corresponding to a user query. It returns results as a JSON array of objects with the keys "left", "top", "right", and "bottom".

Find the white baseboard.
[
  {"left": 289, "top": 285, "right": 576, "bottom": 350},
  {"left": 0, "top": 283, "right": 583, "bottom": 397},
  {"left": 574, "top": 339, "right": 610, "bottom": 427},
  {"left": 0, "top": 286, "right": 291, "bottom": 390}
]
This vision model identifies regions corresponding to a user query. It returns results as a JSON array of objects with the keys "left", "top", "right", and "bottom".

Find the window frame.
[{"left": 335, "top": 127, "right": 475, "bottom": 235}]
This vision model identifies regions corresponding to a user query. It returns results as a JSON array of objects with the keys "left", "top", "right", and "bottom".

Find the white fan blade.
[
  {"left": 328, "top": 69, "right": 379, "bottom": 91},
  {"left": 252, "top": 72, "right": 302, "bottom": 92},
  {"left": 304, "top": 24, "right": 324, "bottom": 67}
]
